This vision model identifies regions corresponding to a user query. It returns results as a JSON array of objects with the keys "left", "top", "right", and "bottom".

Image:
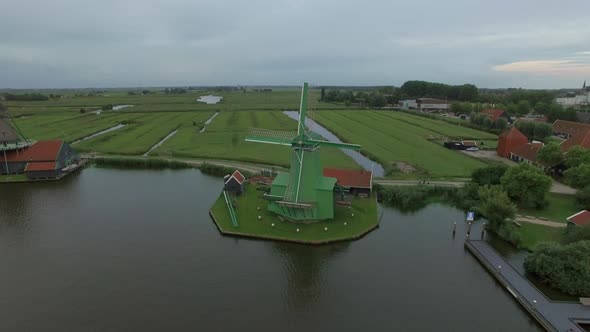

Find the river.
[{"left": 0, "top": 167, "right": 542, "bottom": 331}]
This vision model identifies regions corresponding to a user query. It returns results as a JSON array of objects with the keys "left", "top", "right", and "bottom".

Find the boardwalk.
[{"left": 465, "top": 240, "right": 590, "bottom": 332}]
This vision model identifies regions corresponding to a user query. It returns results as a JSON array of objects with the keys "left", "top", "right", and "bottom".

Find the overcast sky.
[{"left": 1, "top": 0, "right": 590, "bottom": 89}]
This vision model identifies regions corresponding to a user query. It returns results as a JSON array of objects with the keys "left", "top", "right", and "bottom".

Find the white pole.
[{"left": 3, "top": 149, "right": 8, "bottom": 175}]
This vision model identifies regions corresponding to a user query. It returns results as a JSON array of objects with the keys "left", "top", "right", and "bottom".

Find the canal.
[{"left": 0, "top": 167, "right": 542, "bottom": 331}]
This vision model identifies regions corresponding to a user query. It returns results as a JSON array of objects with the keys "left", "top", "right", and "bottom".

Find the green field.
[
  {"left": 517, "top": 223, "right": 563, "bottom": 250},
  {"left": 210, "top": 183, "right": 379, "bottom": 243},
  {"left": 312, "top": 111, "right": 492, "bottom": 177},
  {"left": 153, "top": 111, "right": 360, "bottom": 169},
  {"left": 519, "top": 193, "right": 579, "bottom": 223}
]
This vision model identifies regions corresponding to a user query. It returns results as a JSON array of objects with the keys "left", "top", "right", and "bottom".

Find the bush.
[
  {"left": 375, "top": 185, "right": 461, "bottom": 212},
  {"left": 563, "top": 225, "right": 590, "bottom": 245},
  {"left": 576, "top": 185, "right": 590, "bottom": 209},
  {"left": 564, "top": 164, "right": 590, "bottom": 189},
  {"left": 199, "top": 162, "right": 252, "bottom": 178},
  {"left": 500, "top": 164, "right": 551, "bottom": 208},
  {"left": 524, "top": 241, "right": 590, "bottom": 296},
  {"left": 94, "top": 157, "right": 190, "bottom": 169},
  {"left": 471, "top": 165, "right": 508, "bottom": 186}
]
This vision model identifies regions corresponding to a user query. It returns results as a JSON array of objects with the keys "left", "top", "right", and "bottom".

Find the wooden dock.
[{"left": 465, "top": 240, "right": 590, "bottom": 332}]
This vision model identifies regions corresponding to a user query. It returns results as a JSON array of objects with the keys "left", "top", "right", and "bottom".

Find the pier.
[{"left": 465, "top": 240, "right": 590, "bottom": 332}]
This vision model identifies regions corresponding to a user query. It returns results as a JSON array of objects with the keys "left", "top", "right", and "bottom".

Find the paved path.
[
  {"left": 466, "top": 240, "right": 590, "bottom": 332},
  {"left": 551, "top": 180, "right": 577, "bottom": 195},
  {"left": 515, "top": 215, "right": 567, "bottom": 228}
]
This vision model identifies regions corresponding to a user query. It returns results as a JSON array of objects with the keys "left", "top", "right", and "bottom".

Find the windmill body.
[{"left": 245, "top": 83, "right": 361, "bottom": 222}]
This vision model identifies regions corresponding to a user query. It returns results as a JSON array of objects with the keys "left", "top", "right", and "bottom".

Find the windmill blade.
[
  {"left": 245, "top": 135, "right": 293, "bottom": 147},
  {"left": 297, "top": 82, "right": 309, "bottom": 135},
  {"left": 308, "top": 139, "right": 361, "bottom": 150}
]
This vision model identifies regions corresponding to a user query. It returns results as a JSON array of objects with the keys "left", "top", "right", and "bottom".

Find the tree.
[
  {"left": 501, "top": 164, "right": 552, "bottom": 208},
  {"left": 477, "top": 186, "right": 516, "bottom": 227},
  {"left": 564, "top": 164, "right": 590, "bottom": 189},
  {"left": 516, "top": 100, "right": 531, "bottom": 116},
  {"left": 563, "top": 225, "right": 590, "bottom": 244},
  {"left": 320, "top": 88, "right": 325, "bottom": 102},
  {"left": 537, "top": 143, "right": 564, "bottom": 166},
  {"left": 524, "top": 241, "right": 590, "bottom": 296},
  {"left": 471, "top": 165, "right": 508, "bottom": 186},
  {"left": 477, "top": 185, "right": 519, "bottom": 245},
  {"left": 495, "top": 118, "right": 508, "bottom": 130},
  {"left": 533, "top": 122, "right": 553, "bottom": 142},
  {"left": 564, "top": 146, "right": 590, "bottom": 168}
]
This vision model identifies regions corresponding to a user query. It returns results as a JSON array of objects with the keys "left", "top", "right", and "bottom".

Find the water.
[
  {"left": 143, "top": 129, "right": 178, "bottom": 156},
  {"left": 71, "top": 124, "right": 126, "bottom": 144},
  {"left": 197, "top": 95, "right": 223, "bottom": 104},
  {"left": 0, "top": 168, "right": 542, "bottom": 331},
  {"left": 284, "top": 111, "right": 385, "bottom": 176}
]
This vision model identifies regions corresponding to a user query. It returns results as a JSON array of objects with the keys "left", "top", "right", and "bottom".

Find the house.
[
  {"left": 0, "top": 140, "right": 80, "bottom": 179},
  {"left": 223, "top": 170, "right": 245, "bottom": 195},
  {"left": 552, "top": 119, "right": 590, "bottom": 139},
  {"left": 399, "top": 98, "right": 451, "bottom": 112},
  {"left": 496, "top": 127, "right": 528, "bottom": 158},
  {"left": 566, "top": 210, "right": 590, "bottom": 227},
  {"left": 323, "top": 168, "right": 373, "bottom": 196},
  {"left": 509, "top": 141, "right": 550, "bottom": 170},
  {"left": 480, "top": 109, "right": 512, "bottom": 123},
  {"left": 560, "top": 130, "right": 590, "bottom": 152}
]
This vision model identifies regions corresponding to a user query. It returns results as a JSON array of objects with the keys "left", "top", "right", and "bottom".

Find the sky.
[{"left": 1, "top": 0, "right": 590, "bottom": 89}]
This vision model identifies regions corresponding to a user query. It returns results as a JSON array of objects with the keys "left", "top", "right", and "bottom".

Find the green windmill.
[{"left": 245, "top": 82, "right": 361, "bottom": 222}]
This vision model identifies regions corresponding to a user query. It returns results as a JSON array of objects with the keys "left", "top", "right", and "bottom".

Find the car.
[{"left": 466, "top": 147, "right": 479, "bottom": 151}]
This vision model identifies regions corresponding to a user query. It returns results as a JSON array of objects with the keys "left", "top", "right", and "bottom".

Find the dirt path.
[{"left": 515, "top": 215, "right": 566, "bottom": 228}]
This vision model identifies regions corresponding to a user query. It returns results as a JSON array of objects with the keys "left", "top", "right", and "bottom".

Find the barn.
[
  {"left": 566, "top": 210, "right": 590, "bottom": 227},
  {"left": 497, "top": 127, "right": 528, "bottom": 158},
  {"left": 323, "top": 168, "right": 373, "bottom": 197},
  {"left": 1, "top": 140, "right": 80, "bottom": 179},
  {"left": 224, "top": 170, "right": 245, "bottom": 195}
]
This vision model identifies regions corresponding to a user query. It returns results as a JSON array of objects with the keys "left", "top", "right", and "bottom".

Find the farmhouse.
[
  {"left": 399, "top": 98, "right": 451, "bottom": 112},
  {"left": 552, "top": 119, "right": 590, "bottom": 139},
  {"left": 560, "top": 130, "right": 590, "bottom": 152},
  {"left": 497, "top": 127, "right": 528, "bottom": 158},
  {"left": 323, "top": 168, "right": 373, "bottom": 196},
  {"left": 224, "top": 170, "right": 245, "bottom": 195},
  {"left": 0, "top": 140, "right": 80, "bottom": 179},
  {"left": 566, "top": 210, "right": 590, "bottom": 227},
  {"left": 480, "top": 109, "right": 512, "bottom": 123},
  {"left": 509, "top": 142, "right": 545, "bottom": 167}
]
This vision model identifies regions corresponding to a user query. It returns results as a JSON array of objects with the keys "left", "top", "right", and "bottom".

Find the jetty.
[{"left": 465, "top": 239, "right": 590, "bottom": 332}]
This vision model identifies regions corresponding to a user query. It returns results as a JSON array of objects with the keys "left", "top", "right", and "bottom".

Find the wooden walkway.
[{"left": 465, "top": 240, "right": 590, "bottom": 332}]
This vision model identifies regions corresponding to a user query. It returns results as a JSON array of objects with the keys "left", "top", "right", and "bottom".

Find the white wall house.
[{"left": 399, "top": 98, "right": 451, "bottom": 112}]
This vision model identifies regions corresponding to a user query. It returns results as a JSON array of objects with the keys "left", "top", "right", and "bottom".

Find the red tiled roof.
[
  {"left": 25, "top": 161, "right": 57, "bottom": 172},
  {"left": 552, "top": 120, "right": 590, "bottom": 137},
  {"left": 481, "top": 109, "right": 506, "bottom": 122},
  {"left": 497, "top": 127, "right": 528, "bottom": 158},
  {"left": 567, "top": 210, "right": 590, "bottom": 226},
  {"left": 560, "top": 131, "right": 590, "bottom": 152},
  {"left": 3, "top": 140, "right": 63, "bottom": 162},
  {"left": 323, "top": 168, "right": 372, "bottom": 189},
  {"left": 510, "top": 142, "right": 543, "bottom": 163},
  {"left": 225, "top": 170, "right": 245, "bottom": 185}
]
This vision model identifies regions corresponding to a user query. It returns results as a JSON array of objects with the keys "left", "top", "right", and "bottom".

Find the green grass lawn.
[
  {"left": 74, "top": 112, "right": 213, "bottom": 155},
  {"left": 519, "top": 193, "right": 579, "bottom": 222},
  {"left": 517, "top": 223, "right": 563, "bottom": 250},
  {"left": 153, "top": 111, "right": 360, "bottom": 169},
  {"left": 0, "top": 174, "right": 28, "bottom": 183},
  {"left": 210, "top": 183, "right": 379, "bottom": 243},
  {"left": 312, "top": 111, "right": 490, "bottom": 178}
]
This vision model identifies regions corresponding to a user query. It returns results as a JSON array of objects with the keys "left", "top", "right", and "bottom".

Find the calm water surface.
[{"left": 0, "top": 167, "right": 542, "bottom": 331}]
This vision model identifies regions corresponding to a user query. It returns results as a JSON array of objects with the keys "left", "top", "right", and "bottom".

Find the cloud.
[{"left": 493, "top": 54, "right": 590, "bottom": 76}]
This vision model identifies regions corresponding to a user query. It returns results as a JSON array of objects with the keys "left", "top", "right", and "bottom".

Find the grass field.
[
  {"left": 519, "top": 193, "right": 579, "bottom": 222},
  {"left": 312, "top": 110, "right": 491, "bottom": 177},
  {"left": 153, "top": 111, "right": 360, "bottom": 169},
  {"left": 517, "top": 223, "right": 563, "bottom": 250},
  {"left": 210, "top": 183, "right": 379, "bottom": 243}
]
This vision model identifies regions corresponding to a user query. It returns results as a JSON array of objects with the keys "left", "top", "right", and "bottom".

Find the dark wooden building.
[{"left": 224, "top": 170, "right": 245, "bottom": 195}]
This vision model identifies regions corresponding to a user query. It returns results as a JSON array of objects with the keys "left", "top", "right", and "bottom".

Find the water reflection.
[{"left": 270, "top": 242, "right": 349, "bottom": 311}]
